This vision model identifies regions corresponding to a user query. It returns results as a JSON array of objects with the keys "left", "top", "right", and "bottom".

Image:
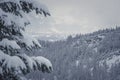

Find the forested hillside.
[{"left": 27, "top": 27, "right": 120, "bottom": 80}]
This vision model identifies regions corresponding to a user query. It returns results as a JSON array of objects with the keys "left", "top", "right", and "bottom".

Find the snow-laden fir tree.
[{"left": 0, "top": 0, "right": 52, "bottom": 80}]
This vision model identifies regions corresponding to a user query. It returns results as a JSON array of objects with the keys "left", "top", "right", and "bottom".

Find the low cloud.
[{"left": 27, "top": 0, "right": 120, "bottom": 35}]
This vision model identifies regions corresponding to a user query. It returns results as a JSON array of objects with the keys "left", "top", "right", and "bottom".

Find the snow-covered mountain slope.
[{"left": 27, "top": 27, "right": 120, "bottom": 80}]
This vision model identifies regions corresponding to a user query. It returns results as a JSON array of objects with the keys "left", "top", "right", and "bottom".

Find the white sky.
[{"left": 27, "top": 0, "right": 120, "bottom": 35}]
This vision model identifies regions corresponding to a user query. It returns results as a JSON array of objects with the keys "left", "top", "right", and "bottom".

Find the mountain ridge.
[{"left": 27, "top": 27, "right": 120, "bottom": 80}]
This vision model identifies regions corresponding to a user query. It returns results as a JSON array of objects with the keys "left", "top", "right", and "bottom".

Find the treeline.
[{"left": 27, "top": 27, "right": 120, "bottom": 80}]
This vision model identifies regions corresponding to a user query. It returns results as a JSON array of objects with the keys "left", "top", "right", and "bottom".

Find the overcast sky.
[{"left": 27, "top": 0, "right": 120, "bottom": 35}]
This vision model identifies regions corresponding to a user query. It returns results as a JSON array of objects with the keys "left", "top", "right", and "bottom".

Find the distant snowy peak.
[{"left": 32, "top": 33, "right": 66, "bottom": 41}]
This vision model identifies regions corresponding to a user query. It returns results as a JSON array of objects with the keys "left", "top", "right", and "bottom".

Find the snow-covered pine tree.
[{"left": 0, "top": 0, "right": 52, "bottom": 80}]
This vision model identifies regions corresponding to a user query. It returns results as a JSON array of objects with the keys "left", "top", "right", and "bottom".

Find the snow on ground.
[
  {"left": 99, "top": 54, "right": 120, "bottom": 71},
  {"left": 97, "top": 35, "right": 105, "bottom": 39},
  {"left": 90, "top": 67, "right": 94, "bottom": 76},
  {"left": 93, "top": 47, "right": 98, "bottom": 53},
  {"left": 83, "top": 65, "right": 87, "bottom": 69},
  {"left": 75, "top": 60, "right": 79, "bottom": 67},
  {"left": 106, "top": 55, "right": 120, "bottom": 70},
  {"left": 88, "top": 43, "right": 94, "bottom": 48}
]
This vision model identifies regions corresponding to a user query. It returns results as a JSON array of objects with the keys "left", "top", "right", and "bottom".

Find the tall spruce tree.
[{"left": 0, "top": 0, "right": 52, "bottom": 80}]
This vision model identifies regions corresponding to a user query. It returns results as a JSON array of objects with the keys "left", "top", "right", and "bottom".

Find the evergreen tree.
[{"left": 0, "top": 0, "right": 52, "bottom": 80}]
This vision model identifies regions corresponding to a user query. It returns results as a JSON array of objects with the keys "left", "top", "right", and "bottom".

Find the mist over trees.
[{"left": 27, "top": 27, "right": 120, "bottom": 80}]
